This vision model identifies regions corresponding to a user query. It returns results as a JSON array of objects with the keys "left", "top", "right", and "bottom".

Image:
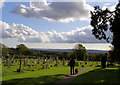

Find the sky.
[{"left": 0, "top": 0, "right": 118, "bottom": 50}]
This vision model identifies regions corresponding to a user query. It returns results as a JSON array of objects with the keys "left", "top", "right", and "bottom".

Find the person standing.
[{"left": 70, "top": 57, "right": 75, "bottom": 75}]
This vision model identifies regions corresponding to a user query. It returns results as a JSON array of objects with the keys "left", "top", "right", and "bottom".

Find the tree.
[
  {"left": 91, "top": 1, "right": 120, "bottom": 62},
  {"left": 2, "top": 47, "right": 9, "bottom": 57},
  {"left": 72, "top": 44, "right": 87, "bottom": 61},
  {"left": 16, "top": 44, "right": 29, "bottom": 72},
  {"left": 63, "top": 52, "right": 68, "bottom": 59}
]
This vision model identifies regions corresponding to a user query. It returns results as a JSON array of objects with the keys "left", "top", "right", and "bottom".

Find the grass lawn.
[
  {"left": 1, "top": 61, "right": 100, "bottom": 85},
  {"left": 2, "top": 66, "right": 70, "bottom": 85},
  {"left": 70, "top": 67, "right": 120, "bottom": 85}
]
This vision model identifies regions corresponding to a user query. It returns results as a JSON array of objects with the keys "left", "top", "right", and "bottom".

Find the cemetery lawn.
[
  {"left": 70, "top": 67, "right": 120, "bottom": 85},
  {"left": 2, "top": 66, "right": 70, "bottom": 84},
  {"left": 1, "top": 61, "right": 99, "bottom": 84}
]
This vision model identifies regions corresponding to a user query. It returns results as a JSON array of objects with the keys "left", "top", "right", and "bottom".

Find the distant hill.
[{"left": 31, "top": 48, "right": 107, "bottom": 53}]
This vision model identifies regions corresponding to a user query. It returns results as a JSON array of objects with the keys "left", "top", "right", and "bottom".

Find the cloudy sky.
[{"left": 0, "top": 0, "right": 117, "bottom": 50}]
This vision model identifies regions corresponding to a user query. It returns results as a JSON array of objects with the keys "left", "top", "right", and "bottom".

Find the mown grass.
[
  {"left": 70, "top": 67, "right": 120, "bottom": 85},
  {"left": 1, "top": 60, "right": 96, "bottom": 85},
  {"left": 2, "top": 66, "right": 70, "bottom": 85}
]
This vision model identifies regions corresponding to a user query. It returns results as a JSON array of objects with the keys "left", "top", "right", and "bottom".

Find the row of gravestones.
[{"left": 2, "top": 57, "right": 68, "bottom": 69}]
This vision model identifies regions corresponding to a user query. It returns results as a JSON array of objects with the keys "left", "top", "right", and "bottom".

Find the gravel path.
[{"left": 53, "top": 67, "right": 90, "bottom": 85}]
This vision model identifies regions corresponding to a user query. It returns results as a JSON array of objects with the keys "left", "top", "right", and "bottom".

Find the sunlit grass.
[
  {"left": 71, "top": 67, "right": 120, "bottom": 84},
  {"left": 1, "top": 60, "right": 95, "bottom": 84}
]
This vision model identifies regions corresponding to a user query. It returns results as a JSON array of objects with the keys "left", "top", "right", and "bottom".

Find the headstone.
[
  {"left": 38, "top": 58, "right": 40, "bottom": 64},
  {"left": 55, "top": 57, "right": 59, "bottom": 66},
  {"left": 75, "top": 62, "right": 79, "bottom": 66},
  {"left": 15, "top": 59, "right": 17, "bottom": 62},
  {"left": 7, "top": 58, "right": 11, "bottom": 68},
  {"left": 30, "top": 64, "right": 32, "bottom": 68},
  {"left": 42, "top": 65, "right": 46, "bottom": 69},
  {"left": 63, "top": 58, "right": 65, "bottom": 66},
  {"left": 43, "top": 59, "right": 47, "bottom": 64},
  {"left": 34, "top": 60, "right": 36, "bottom": 64},
  {"left": 46, "top": 64, "right": 49, "bottom": 69},
  {"left": 24, "top": 58, "right": 27, "bottom": 66}
]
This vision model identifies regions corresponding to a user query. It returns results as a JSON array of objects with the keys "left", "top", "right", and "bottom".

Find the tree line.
[{"left": 1, "top": 43, "right": 106, "bottom": 61}]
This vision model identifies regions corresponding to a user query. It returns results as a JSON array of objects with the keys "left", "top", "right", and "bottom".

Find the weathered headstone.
[
  {"left": 4, "top": 58, "right": 11, "bottom": 68},
  {"left": 46, "top": 64, "right": 49, "bottom": 69},
  {"left": 24, "top": 58, "right": 27, "bottom": 66},
  {"left": 75, "top": 62, "right": 79, "bottom": 66},
  {"left": 63, "top": 58, "right": 65, "bottom": 66},
  {"left": 34, "top": 59, "right": 36, "bottom": 64},
  {"left": 42, "top": 65, "right": 46, "bottom": 69},
  {"left": 37, "top": 58, "right": 40, "bottom": 64},
  {"left": 55, "top": 57, "right": 59, "bottom": 66},
  {"left": 15, "top": 59, "right": 17, "bottom": 62},
  {"left": 43, "top": 59, "right": 47, "bottom": 64}
]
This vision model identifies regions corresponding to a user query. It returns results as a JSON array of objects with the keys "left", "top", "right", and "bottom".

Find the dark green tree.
[
  {"left": 2, "top": 47, "right": 9, "bottom": 57},
  {"left": 73, "top": 44, "right": 87, "bottom": 61},
  {"left": 91, "top": 1, "right": 120, "bottom": 62}
]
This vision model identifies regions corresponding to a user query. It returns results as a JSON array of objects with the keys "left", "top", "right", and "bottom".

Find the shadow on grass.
[
  {"left": 2, "top": 74, "right": 65, "bottom": 85},
  {"left": 70, "top": 67, "right": 120, "bottom": 85}
]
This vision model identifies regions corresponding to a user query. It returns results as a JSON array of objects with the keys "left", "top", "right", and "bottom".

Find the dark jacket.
[{"left": 70, "top": 59, "right": 75, "bottom": 67}]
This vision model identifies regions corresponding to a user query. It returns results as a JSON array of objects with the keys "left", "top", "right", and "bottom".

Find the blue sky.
[
  {"left": 2, "top": 2, "right": 90, "bottom": 32},
  {"left": 0, "top": 0, "right": 117, "bottom": 50}
]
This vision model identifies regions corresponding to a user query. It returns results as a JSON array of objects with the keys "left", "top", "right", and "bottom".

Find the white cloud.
[
  {"left": 0, "top": 21, "right": 40, "bottom": 42},
  {"left": 11, "top": 0, "right": 93, "bottom": 22},
  {"left": 0, "top": 0, "right": 5, "bottom": 8},
  {"left": 0, "top": 21, "right": 106, "bottom": 43},
  {"left": 104, "top": 3, "right": 111, "bottom": 6},
  {"left": 102, "top": 3, "right": 117, "bottom": 11}
]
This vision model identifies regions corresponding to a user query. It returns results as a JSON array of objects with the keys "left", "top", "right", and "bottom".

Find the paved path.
[{"left": 53, "top": 67, "right": 90, "bottom": 85}]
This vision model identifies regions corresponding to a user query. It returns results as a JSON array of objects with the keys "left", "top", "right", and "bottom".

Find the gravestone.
[
  {"left": 11, "top": 57, "right": 14, "bottom": 64},
  {"left": 42, "top": 65, "right": 46, "bottom": 69},
  {"left": 46, "top": 64, "right": 49, "bottom": 69},
  {"left": 55, "top": 57, "right": 59, "bottom": 66},
  {"left": 7, "top": 58, "right": 11, "bottom": 68},
  {"left": 75, "top": 62, "right": 79, "bottom": 66},
  {"left": 63, "top": 58, "right": 65, "bottom": 66},
  {"left": 33, "top": 59, "right": 36, "bottom": 64},
  {"left": 4, "top": 58, "right": 10, "bottom": 68},
  {"left": 15, "top": 59, "right": 17, "bottom": 62},
  {"left": 24, "top": 58, "right": 27, "bottom": 66},
  {"left": 43, "top": 59, "right": 47, "bottom": 64},
  {"left": 38, "top": 58, "right": 40, "bottom": 64}
]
